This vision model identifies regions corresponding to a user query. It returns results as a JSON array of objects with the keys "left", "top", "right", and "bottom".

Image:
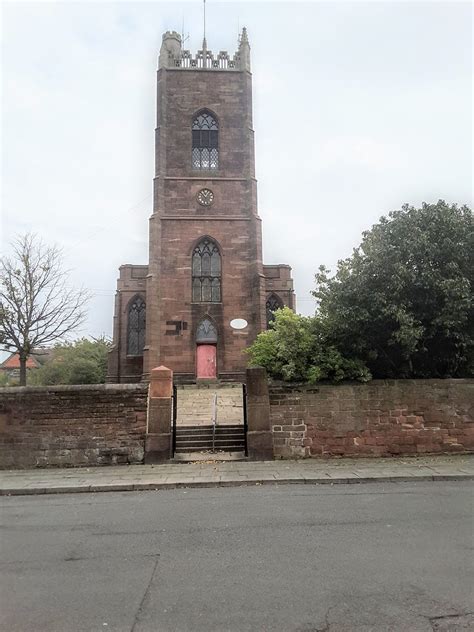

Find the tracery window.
[
  {"left": 192, "top": 112, "right": 219, "bottom": 170},
  {"left": 127, "top": 296, "right": 146, "bottom": 355},
  {"left": 266, "top": 294, "right": 283, "bottom": 328},
  {"left": 196, "top": 318, "right": 218, "bottom": 343},
  {"left": 192, "top": 238, "right": 221, "bottom": 303}
]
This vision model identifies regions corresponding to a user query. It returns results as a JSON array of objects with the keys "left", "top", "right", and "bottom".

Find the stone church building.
[{"left": 107, "top": 29, "right": 295, "bottom": 383}]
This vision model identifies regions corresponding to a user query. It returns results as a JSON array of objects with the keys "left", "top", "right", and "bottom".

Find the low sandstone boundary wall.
[
  {"left": 270, "top": 379, "right": 474, "bottom": 459},
  {"left": 1, "top": 378, "right": 472, "bottom": 468},
  {"left": 0, "top": 384, "right": 148, "bottom": 469}
]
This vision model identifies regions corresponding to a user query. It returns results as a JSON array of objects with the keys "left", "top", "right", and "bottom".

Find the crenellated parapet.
[
  {"left": 177, "top": 49, "right": 241, "bottom": 70},
  {"left": 159, "top": 28, "right": 251, "bottom": 71}
]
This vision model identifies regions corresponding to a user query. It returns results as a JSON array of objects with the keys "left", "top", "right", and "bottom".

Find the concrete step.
[
  {"left": 175, "top": 445, "right": 245, "bottom": 453},
  {"left": 176, "top": 431, "right": 245, "bottom": 438},
  {"left": 176, "top": 440, "right": 245, "bottom": 448},
  {"left": 171, "top": 451, "right": 246, "bottom": 462},
  {"left": 177, "top": 386, "right": 241, "bottom": 390},
  {"left": 176, "top": 434, "right": 245, "bottom": 442},
  {"left": 176, "top": 425, "right": 244, "bottom": 434},
  {"left": 177, "top": 435, "right": 245, "bottom": 443},
  {"left": 175, "top": 422, "right": 246, "bottom": 454}
]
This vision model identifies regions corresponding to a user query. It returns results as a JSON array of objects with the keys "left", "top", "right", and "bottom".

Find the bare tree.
[{"left": 0, "top": 234, "right": 90, "bottom": 385}]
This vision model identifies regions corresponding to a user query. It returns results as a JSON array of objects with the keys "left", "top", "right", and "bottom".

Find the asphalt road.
[{"left": 1, "top": 482, "right": 473, "bottom": 632}]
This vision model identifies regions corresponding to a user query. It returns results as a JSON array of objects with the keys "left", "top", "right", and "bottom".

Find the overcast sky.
[{"left": 2, "top": 1, "right": 472, "bottom": 348}]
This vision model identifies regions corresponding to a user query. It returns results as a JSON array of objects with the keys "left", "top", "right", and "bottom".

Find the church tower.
[{"left": 107, "top": 29, "right": 295, "bottom": 383}]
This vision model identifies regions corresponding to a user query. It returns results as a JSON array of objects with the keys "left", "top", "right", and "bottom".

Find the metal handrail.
[
  {"left": 242, "top": 383, "right": 248, "bottom": 457},
  {"left": 211, "top": 393, "right": 217, "bottom": 453},
  {"left": 172, "top": 384, "right": 177, "bottom": 457}
]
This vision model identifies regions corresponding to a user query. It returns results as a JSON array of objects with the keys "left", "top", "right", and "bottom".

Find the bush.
[
  {"left": 30, "top": 337, "right": 111, "bottom": 385},
  {"left": 247, "top": 308, "right": 370, "bottom": 383}
]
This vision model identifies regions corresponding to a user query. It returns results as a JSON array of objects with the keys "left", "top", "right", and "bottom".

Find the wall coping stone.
[
  {"left": 0, "top": 384, "right": 148, "bottom": 396},
  {"left": 269, "top": 378, "right": 473, "bottom": 392}
]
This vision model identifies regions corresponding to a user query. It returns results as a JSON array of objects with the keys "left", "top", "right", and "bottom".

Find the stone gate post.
[
  {"left": 246, "top": 367, "right": 273, "bottom": 460},
  {"left": 145, "top": 365, "right": 173, "bottom": 463}
]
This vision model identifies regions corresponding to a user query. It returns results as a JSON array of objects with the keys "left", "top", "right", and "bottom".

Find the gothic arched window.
[
  {"left": 192, "top": 111, "right": 219, "bottom": 170},
  {"left": 266, "top": 294, "right": 283, "bottom": 328},
  {"left": 196, "top": 318, "right": 218, "bottom": 344},
  {"left": 127, "top": 296, "right": 146, "bottom": 355},
  {"left": 192, "top": 238, "right": 221, "bottom": 303}
]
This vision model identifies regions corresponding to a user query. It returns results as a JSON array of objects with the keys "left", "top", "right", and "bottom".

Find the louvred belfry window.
[
  {"left": 192, "top": 238, "right": 221, "bottom": 303},
  {"left": 266, "top": 294, "right": 284, "bottom": 328},
  {"left": 192, "top": 112, "right": 219, "bottom": 170},
  {"left": 127, "top": 296, "right": 146, "bottom": 355}
]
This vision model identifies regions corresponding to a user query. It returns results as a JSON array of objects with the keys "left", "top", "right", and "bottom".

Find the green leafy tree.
[
  {"left": 248, "top": 200, "right": 472, "bottom": 382},
  {"left": 30, "top": 337, "right": 111, "bottom": 385},
  {"left": 247, "top": 307, "right": 370, "bottom": 383},
  {"left": 313, "top": 200, "right": 473, "bottom": 378}
]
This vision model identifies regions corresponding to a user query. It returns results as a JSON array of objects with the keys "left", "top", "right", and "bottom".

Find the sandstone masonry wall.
[
  {"left": 270, "top": 380, "right": 474, "bottom": 458},
  {"left": 2, "top": 379, "right": 472, "bottom": 469},
  {"left": 0, "top": 384, "right": 148, "bottom": 469}
]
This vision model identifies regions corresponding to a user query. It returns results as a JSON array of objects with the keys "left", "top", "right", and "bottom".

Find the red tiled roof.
[{"left": 0, "top": 354, "right": 40, "bottom": 370}]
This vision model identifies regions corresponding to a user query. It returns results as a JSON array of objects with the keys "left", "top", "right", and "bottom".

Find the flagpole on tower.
[
  {"left": 202, "top": 0, "right": 207, "bottom": 68},
  {"left": 203, "top": 0, "right": 207, "bottom": 48}
]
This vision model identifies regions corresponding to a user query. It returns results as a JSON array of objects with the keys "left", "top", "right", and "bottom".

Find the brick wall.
[
  {"left": 270, "top": 380, "right": 474, "bottom": 458},
  {"left": 0, "top": 384, "right": 148, "bottom": 469}
]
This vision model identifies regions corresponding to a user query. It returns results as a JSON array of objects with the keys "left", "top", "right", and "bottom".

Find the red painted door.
[{"left": 197, "top": 345, "right": 217, "bottom": 379}]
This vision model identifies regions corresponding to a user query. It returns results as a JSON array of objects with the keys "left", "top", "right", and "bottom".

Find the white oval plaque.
[{"left": 230, "top": 318, "right": 248, "bottom": 330}]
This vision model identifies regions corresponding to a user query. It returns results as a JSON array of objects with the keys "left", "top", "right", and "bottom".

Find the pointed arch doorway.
[{"left": 196, "top": 318, "right": 218, "bottom": 379}]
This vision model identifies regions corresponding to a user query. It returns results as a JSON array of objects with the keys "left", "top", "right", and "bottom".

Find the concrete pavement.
[{"left": 1, "top": 454, "right": 472, "bottom": 496}]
